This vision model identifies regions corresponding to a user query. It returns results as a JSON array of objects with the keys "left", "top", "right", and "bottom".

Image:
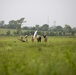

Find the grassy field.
[
  {"left": 0, "top": 36, "right": 76, "bottom": 75},
  {"left": 0, "top": 28, "right": 15, "bottom": 34},
  {"left": 0, "top": 28, "right": 27, "bottom": 35}
]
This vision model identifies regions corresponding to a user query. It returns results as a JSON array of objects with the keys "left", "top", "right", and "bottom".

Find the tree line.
[{"left": 0, "top": 18, "right": 76, "bottom": 36}]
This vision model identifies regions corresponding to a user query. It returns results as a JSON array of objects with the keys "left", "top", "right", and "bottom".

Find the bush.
[
  {"left": 49, "top": 31, "right": 56, "bottom": 36},
  {"left": 6, "top": 30, "right": 10, "bottom": 35}
]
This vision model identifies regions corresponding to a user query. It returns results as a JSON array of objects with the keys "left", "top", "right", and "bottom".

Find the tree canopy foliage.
[{"left": 0, "top": 18, "right": 76, "bottom": 36}]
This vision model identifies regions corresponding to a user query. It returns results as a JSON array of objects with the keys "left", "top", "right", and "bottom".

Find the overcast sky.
[{"left": 0, "top": 0, "right": 76, "bottom": 27}]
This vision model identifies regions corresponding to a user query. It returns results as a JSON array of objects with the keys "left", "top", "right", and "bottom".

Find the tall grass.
[{"left": 0, "top": 36, "right": 76, "bottom": 75}]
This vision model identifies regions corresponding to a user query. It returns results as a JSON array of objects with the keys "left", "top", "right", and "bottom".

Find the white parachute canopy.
[{"left": 34, "top": 30, "right": 37, "bottom": 38}]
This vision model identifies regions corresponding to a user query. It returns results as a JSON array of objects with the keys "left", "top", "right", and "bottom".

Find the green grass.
[
  {"left": 0, "top": 36, "right": 76, "bottom": 75},
  {"left": 0, "top": 28, "right": 16, "bottom": 35},
  {"left": 0, "top": 28, "right": 27, "bottom": 35}
]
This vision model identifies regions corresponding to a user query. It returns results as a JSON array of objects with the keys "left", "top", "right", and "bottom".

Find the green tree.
[
  {"left": 48, "top": 26, "right": 56, "bottom": 31},
  {"left": 56, "top": 26, "right": 63, "bottom": 32},
  {"left": 8, "top": 20, "right": 16, "bottom": 29},
  {"left": 16, "top": 18, "right": 26, "bottom": 35},
  {"left": 71, "top": 27, "right": 76, "bottom": 36},
  {"left": 64, "top": 24, "right": 72, "bottom": 33},
  {"left": 35, "top": 25, "right": 39, "bottom": 30},
  {"left": 37, "top": 31, "right": 41, "bottom": 35},
  {"left": 42, "top": 24, "right": 49, "bottom": 31},
  {"left": 30, "top": 31, "right": 34, "bottom": 35},
  {"left": 31, "top": 27, "right": 36, "bottom": 30},
  {"left": 49, "top": 31, "right": 56, "bottom": 36},
  {"left": 6, "top": 30, "right": 10, "bottom": 35},
  {"left": 72, "top": 27, "right": 76, "bottom": 33},
  {"left": 0, "top": 20, "right": 4, "bottom": 28},
  {"left": 22, "top": 26, "right": 29, "bottom": 30}
]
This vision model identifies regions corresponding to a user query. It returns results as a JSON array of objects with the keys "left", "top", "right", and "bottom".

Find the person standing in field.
[
  {"left": 43, "top": 35, "right": 47, "bottom": 42},
  {"left": 37, "top": 35, "right": 41, "bottom": 42},
  {"left": 31, "top": 35, "right": 34, "bottom": 42},
  {"left": 37, "top": 35, "right": 39, "bottom": 42},
  {"left": 39, "top": 35, "right": 41, "bottom": 42}
]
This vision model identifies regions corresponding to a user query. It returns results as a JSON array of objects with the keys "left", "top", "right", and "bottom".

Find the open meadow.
[{"left": 0, "top": 36, "right": 76, "bottom": 75}]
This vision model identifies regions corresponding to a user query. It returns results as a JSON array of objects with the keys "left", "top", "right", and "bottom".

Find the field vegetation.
[
  {"left": 0, "top": 18, "right": 76, "bottom": 75},
  {"left": 0, "top": 36, "right": 76, "bottom": 75}
]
